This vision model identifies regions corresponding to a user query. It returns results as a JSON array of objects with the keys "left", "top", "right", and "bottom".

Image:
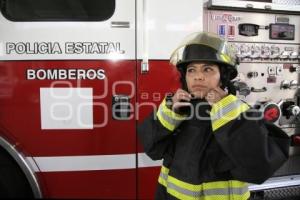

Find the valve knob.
[
  {"left": 279, "top": 51, "right": 289, "bottom": 59},
  {"left": 290, "top": 51, "right": 299, "bottom": 59},
  {"left": 247, "top": 72, "right": 258, "bottom": 79},
  {"left": 280, "top": 80, "right": 290, "bottom": 89},
  {"left": 287, "top": 105, "right": 300, "bottom": 116},
  {"left": 290, "top": 80, "right": 298, "bottom": 89},
  {"left": 233, "top": 81, "right": 251, "bottom": 97}
]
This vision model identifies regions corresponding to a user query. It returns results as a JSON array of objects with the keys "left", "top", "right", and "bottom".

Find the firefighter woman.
[{"left": 137, "top": 32, "right": 290, "bottom": 200}]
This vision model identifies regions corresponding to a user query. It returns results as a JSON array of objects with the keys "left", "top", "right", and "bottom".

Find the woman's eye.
[
  {"left": 204, "top": 67, "right": 213, "bottom": 72},
  {"left": 187, "top": 68, "right": 195, "bottom": 73}
]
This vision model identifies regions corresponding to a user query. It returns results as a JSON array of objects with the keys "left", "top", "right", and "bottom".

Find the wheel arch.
[{"left": 0, "top": 136, "right": 43, "bottom": 198}]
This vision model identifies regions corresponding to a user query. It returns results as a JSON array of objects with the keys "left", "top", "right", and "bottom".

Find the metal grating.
[
  {"left": 264, "top": 185, "right": 300, "bottom": 200},
  {"left": 250, "top": 185, "right": 300, "bottom": 200}
]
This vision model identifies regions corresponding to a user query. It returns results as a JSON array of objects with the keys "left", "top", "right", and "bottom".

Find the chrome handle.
[
  {"left": 251, "top": 87, "right": 267, "bottom": 92},
  {"left": 111, "top": 21, "right": 130, "bottom": 28}
]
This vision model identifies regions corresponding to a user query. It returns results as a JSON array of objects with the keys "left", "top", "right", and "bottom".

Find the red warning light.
[
  {"left": 292, "top": 135, "right": 300, "bottom": 146},
  {"left": 263, "top": 104, "right": 280, "bottom": 122}
]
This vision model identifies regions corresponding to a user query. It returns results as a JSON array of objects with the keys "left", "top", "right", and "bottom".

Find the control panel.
[
  {"left": 204, "top": 10, "right": 300, "bottom": 132},
  {"left": 229, "top": 43, "right": 299, "bottom": 61},
  {"left": 204, "top": 0, "right": 300, "bottom": 190}
]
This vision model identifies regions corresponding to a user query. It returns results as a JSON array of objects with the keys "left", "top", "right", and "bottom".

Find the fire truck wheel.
[{"left": 0, "top": 149, "right": 34, "bottom": 198}]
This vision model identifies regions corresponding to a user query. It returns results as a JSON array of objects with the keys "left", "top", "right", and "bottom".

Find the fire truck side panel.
[
  {"left": 0, "top": 0, "right": 138, "bottom": 198},
  {"left": 0, "top": 60, "right": 136, "bottom": 156},
  {"left": 37, "top": 170, "right": 136, "bottom": 198}
]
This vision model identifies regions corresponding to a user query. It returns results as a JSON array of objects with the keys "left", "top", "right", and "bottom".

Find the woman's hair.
[
  {"left": 178, "top": 63, "right": 236, "bottom": 95},
  {"left": 219, "top": 65, "right": 236, "bottom": 95}
]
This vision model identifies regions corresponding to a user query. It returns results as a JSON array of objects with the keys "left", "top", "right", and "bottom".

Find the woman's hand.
[
  {"left": 205, "top": 87, "right": 228, "bottom": 105},
  {"left": 171, "top": 89, "right": 192, "bottom": 112}
]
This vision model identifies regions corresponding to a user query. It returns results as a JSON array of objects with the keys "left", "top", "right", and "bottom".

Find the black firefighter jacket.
[{"left": 137, "top": 94, "right": 290, "bottom": 200}]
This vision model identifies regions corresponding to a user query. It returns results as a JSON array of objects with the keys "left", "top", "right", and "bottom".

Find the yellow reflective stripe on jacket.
[
  {"left": 158, "top": 175, "right": 167, "bottom": 187},
  {"left": 211, "top": 104, "right": 249, "bottom": 131},
  {"left": 158, "top": 165, "right": 250, "bottom": 200},
  {"left": 161, "top": 165, "right": 170, "bottom": 174},
  {"left": 210, "top": 95, "right": 250, "bottom": 131},
  {"left": 158, "top": 165, "right": 169, "bottom": 187},
  {"left": 156, "top": 98, "right": 186, "bottom": 131},
  {"left": 211, "top": 95, "right": 238, "bottom": 116}
]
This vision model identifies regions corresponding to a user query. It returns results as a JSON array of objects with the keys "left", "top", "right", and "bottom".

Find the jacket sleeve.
[
  {"left": 210, "top": 95, "right": 290, "bottom": 184},
  {"left": 137, "top": 98, "right": 187, "bottom": 160}
]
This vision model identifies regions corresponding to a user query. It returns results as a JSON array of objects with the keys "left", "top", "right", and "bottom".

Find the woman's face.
[{"left": 185, "top": 62, "right": 221, "bottom": 98}]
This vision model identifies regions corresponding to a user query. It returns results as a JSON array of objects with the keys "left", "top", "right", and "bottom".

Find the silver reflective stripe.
[
  {"left": 211, "top": 100, "right": 244, "bottom": 122},
  {"left": 159, "top": 172, "right": 249, "bottom": 197},
  {"left": 160, "top": 171, "right": 168, "bottom": 181},
  {"left": 204, "top": 187, "right": 249, "bottom": 196},
  {"left": 158, "top": 107, "right": 182, "bottom": 128},
  {"left": 167, "top": 181, "right": 248, "bottom": 197},
  {"left": 167, "top": 181, "right": 202, "bottom": 197}
]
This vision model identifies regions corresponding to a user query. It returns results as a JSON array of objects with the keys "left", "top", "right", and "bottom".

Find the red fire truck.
[{"left": 0, "top": 0, "right": 299, "bottom": 199}]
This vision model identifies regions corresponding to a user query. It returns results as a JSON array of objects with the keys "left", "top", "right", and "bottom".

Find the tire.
[{"left": 0, "top": 149, "right": 34, "bottom": 198}]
